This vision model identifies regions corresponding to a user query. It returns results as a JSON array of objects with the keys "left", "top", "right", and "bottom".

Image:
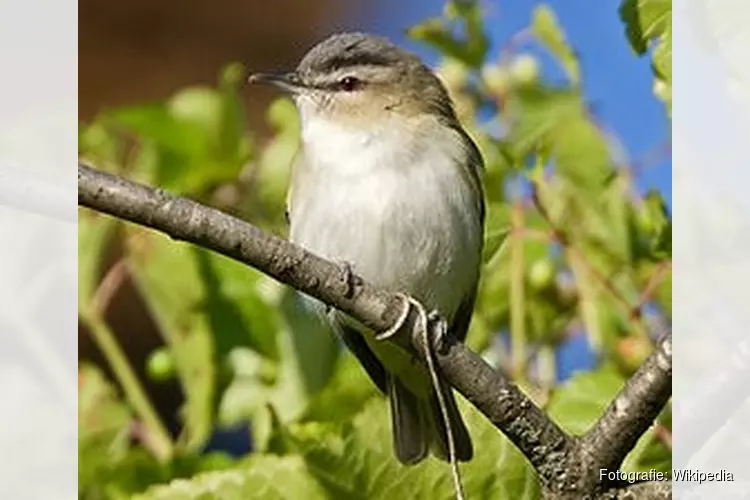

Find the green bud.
[
  {"left": 169, "top": 87, "right": 222, "bottom": 132},
  {"left": 509, "top": 54, "right": 540, "bottom": 86},
  {"left": 528, "top": 259, "right": 555, "bottom": 290},
  {"left": 146, "top": 347, "right": 177, "bottom": 382},
  {"left": 481, "top": 65, "right": 512, "bottom": 96}
]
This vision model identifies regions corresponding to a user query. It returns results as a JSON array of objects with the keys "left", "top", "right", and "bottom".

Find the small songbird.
[{"left": 249, "top": 32, "right": 485, "bottom": 465}]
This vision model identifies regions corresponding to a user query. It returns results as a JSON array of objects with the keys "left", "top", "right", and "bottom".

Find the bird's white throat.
[{"left": 299, "top": 112, "right": 426, "bottom": 178}]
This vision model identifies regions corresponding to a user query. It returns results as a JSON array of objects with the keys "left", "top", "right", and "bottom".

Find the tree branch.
[
  {"left": 601, "top": 481, "right": 672, "bottom": 500},
  {"left": 77, "top": 163, "right": 671, "bottom": 498},
  {"left": 580, "top": 328, "right": 672, "bottom": 475}
]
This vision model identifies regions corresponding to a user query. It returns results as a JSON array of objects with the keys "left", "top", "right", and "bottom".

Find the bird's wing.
[
  {"left": 451, "top": 123, "right": 485, "bottom": 341},
  {"left": 451, "top": 284, "right": 478, "bottom": 343},
  {"left": 447, "top": 120, "right": 486, "bottom": 226},
  {"left": 335, "top": 321, "right": 388, "bottom": 394}
]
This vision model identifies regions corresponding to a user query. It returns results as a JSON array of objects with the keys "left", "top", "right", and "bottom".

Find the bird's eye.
[{"left": 339, "top": 76, "right": 361, "bottom": 92}]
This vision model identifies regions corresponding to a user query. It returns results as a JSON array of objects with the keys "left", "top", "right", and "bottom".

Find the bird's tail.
[{"left": 388, "top": 376, "right": 473, "bottom": 465}]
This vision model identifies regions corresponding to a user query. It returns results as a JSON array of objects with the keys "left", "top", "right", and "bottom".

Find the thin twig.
[
  {"left": 92, "top": 259, "right": 128, "bottom": 312},
  {"left": 636, "top": 260, "right": 672, "bottom": 309},
  {"left": 653, "top": 423, "right": 672, "bottom": 450},
  {"left": 510, "top": 200, "right": 527, "bottom": 377},
  {"left": 83, "top": 257, "right": 174, "bottom": 461},
  {"left": 531, "top": 185, "right": 648, "bottom": 337}
]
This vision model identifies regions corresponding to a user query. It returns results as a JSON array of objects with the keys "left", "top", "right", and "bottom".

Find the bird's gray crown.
[{"left": 297, "top": 32, "right": 420, "bottom": 76}]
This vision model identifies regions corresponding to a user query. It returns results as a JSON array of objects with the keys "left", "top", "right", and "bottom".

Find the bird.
[{"left": 248, "top": 32, "right": 485, "bottom": 465}]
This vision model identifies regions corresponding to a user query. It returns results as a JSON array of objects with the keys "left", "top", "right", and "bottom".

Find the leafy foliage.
[
  {"left": 619, "top": 0, "right": 672, "bottom": 113},
  {"left": 78, "top": 1, "right": 671, "bottom": 498}
]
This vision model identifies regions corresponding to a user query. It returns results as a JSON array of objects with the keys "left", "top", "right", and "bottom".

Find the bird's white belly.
[{"left": 289, "top": 118, "right": 481, "bottom": 321}]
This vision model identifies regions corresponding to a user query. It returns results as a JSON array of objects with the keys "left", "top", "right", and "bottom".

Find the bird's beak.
[{"left": 247, "top": 72, "right": 307, "bottom": 94}]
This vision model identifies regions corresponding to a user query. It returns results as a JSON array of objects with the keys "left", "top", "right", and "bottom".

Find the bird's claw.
[
  {"left": 326, "top": 260, "right": 357, "bottom": 316},
  {"left": 337, "top": 260, "right": 358, "bottom": 298},
  {"left": 375, "top": 292, "right": 414, "bottom": 341},
  {"left": 427, "top": 310, "right": 449, "bottom": 352},
  {"left": 375, "top": 294, "right": 448, "bottom": 351}
]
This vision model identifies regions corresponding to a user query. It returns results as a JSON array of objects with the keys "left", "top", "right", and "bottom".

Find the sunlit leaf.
[
  {"left": 301, "top": 354, "right": 381, "bottom": 424},
  {"left": 286, "top": 399, "right": 540, "bottom": 499},
  {"left": 134, "top": 455, "right": 328, "bottom": 500},
  {"left": 547, "top": 364, "right": 625, "bottom": 435},
  {"left": 79, "top": 121, "right": 123, "bottom": 169},
  {"left": 126, "top": 233, "right": 251, "bottom": 451},
  {"left": 531, "top": 5, "right": 581, "bottom": 85},
  {"left": 619, "top": 0, "right": 672, "bottom": 113},
  {"left": 483, "top": 202, "right": 512, "bottom": 264},
  {"left": 254, "top": 98, "right": 300, "bottom": 222},
  {"left": 217, "top": 289, "right": 339, "bottom": 450},
  {"left": 109, "top": 64, "right": 252, "bottom": 195},
  {"left": 408, "top": 1, "right": 489, "bottom": 68}
]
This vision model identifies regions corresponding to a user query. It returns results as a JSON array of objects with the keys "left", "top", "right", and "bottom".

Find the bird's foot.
[
  {"left": 375, "top": 294, "right": 448, "bottom": 351},
  {"left": 375, "top": 292, "right": 414, "bottom": 341},
  {"left": 326, "top": 260, "right": 358, "bottom": 316},
  {"left": 427, "top": 309, "right": 449, "bottom": 353}
]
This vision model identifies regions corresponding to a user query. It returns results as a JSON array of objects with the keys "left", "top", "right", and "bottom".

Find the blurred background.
[
  {"left": 79, "top": 0, "right": 671, "bottom": 196},
  {"left": 78, "top": 1, "right": 672, "bottom": 497}
]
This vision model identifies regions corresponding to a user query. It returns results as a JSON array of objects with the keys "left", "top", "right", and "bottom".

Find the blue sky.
[{"left": 351, "top": 0, "right": 672, "bottom": 206}]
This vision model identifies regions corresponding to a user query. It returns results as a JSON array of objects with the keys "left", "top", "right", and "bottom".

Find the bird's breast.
[{"left": 289, "top": 116, "right": 482, "bottom": 321}]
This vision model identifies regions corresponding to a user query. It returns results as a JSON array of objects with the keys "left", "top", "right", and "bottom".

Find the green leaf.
[
  {"left": 125, "top": 236, "right": 223, "bottom": 451},
  {"left": 288, "top": 399, "right": 540, "bottom": 499},
  {"left": 111, "top": 103, "right": 208, "bottom": 161},
  {"left": 408, "top": 1, "right": 489, "bottom": 68},
  {"left": 621, "top": 404, "right": 671, "bottom": 473},
  {"left": 483, "top": 202, "right": 512, "bottom": 264},
  {"left": 550, "top": 113, "right": 613, "bottom": 194},
  {"left": 301, "top": 354, "right": 381, "bottom": 424},
  {"left": 79, "top": 121, "right": 123, "bottom": 169},
  {"left": 109, "top": 64, "right": 252, "bottom": 195},
  {"left": 619, "top": 0, "right": 672, "bottom": 112},
  {"left": 134, "top": 455, "right": 328, "bottom": 500},
  {"left": 78, "top": 364, "right": 132, "bottom": 456},
  {"left": 654, "top": 269, "right": 671, "bottom": 315},
  {"left": 479, "top": 236, "right": 547, "bottom": 326},
  {"left": 216, "top": 62, "right": 252, "bottom": 165},
  {"left": 619, "top": 0, "right": 670, "bottom": 54},
  {"left": 218, "top": 348, "right": 275, "bottom": 427},
  {"left": 547, "top": 364, "right": 625, "bottom": 435},
  {"left": 217, "top": 289, "right": 339, "bottom": 448},
  {"left": 254, "top": 98, "right": 300, "bottom": 221},
  {"left": 531, "top": 5, "right": 581, "bottom": 85},
  {"left": 504, "top": 87, "right": 579, "bottom": 162},
  {"left": 128, "top": 225, "right": 339, "bottom": 452},
  {"left": 78, "top": 212, "right": 118, "bottom": 309},
  {"left": 77, "top": 364, "right": 149, "bottom": 498},
  {"left": 621, "top": 430, "right": 671, "bottom": 473},
  {"left": 637, "top": 190, "right": 672, "bottom": 260}
]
